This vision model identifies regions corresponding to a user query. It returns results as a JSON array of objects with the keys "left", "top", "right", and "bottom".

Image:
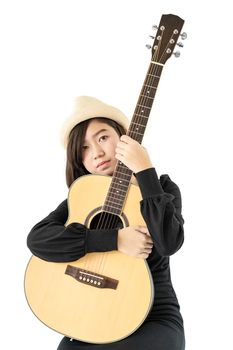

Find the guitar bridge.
[{"left": 65, "top": 265, "right": 119, "bottom": 290}]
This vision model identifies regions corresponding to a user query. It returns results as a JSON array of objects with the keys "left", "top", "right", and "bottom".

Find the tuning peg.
[
  {"left": 176, "top": 42, "right": 184, "bottom": 48},
  {"left": 152, "top": 25, "right": 158, "bottom": 30},
  {"left": 145, "top": 44, "right": 152, "bottom": 49},
  {"left": 180, "top": 32, "right": 187, "bottom": 40},
  {"left": 173, "top": 51, "right": 180, "bottom": 57},
  {"left": 149, "top": 35, "right": 155, "bottom": 40}
]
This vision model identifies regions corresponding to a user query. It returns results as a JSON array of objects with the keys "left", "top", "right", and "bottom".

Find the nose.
[{"left": 92, "top": 143, "right": 104, "bottom": 159}]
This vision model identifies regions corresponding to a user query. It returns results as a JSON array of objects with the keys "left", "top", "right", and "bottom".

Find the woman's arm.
[
  {"left": 135, "top": 167, "right": 185, "bottom": 256},
  {"left": 27, "top": 200, "right": 118, "bottom": 262}
]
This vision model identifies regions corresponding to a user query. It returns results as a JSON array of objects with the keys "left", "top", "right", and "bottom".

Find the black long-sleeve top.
[{"left": 27, "top": 167, "right": 185, "bottom": 331}]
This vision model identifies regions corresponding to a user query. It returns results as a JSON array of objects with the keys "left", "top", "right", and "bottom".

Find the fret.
[
  {"left": 105, "top": 200, "right": 124, "bottom": 209},
  {"left": 145, "top": 82, "right": 159, "bottom": 88},
  {"left": 102, "top": 206, "right": 119, "bottom": 215},
  {"left": 115, "top": 163, "right": 131, "bottom": 171},
  {"left": 111, "top": 182, "right": 130, "bottom": 191},
  {"left": 144, "top": 83, "right": 157, "bottom": 89},
  {"left": 133, "top": 113, "right": 149, "bottom": 119},
  {"left": 104, "top": 201, "right": 123, "bottom": 210},
  {"left": 138, "top": 96, "right": 154, "bottom": 104},
  {"left": 114, "top": 170, "right": 132, "bottom": 178},
  {"left": 140, "top": 95, "right": 154, "bottom": 100},
  {"left": 129, "top": 130, "right": 144, "bottom": 136},
  {"left": 114, "top": 166, "right": 131, "bottom": 173},
  {"left": 110, "top": 183, "right": 130, "bottom": 192},
  {"left": 111, "top": 182, "right": 129, "bottom": 190},
  {"left": 141, "top": 86, "right": 157, "bottom": 98},
  {"left": 106, "top": 192, "right": 126, "bottom": 200},
  {"left": 111, "top": 178, "right": 130, "bottom": 188},
  {"left": 107, "top": 192, "right": 126, "bottom": 200},
  {"left": 133, "top": 110, "right": 150, "bottom": 118},
  {"left": 130, "top": 122, "right": 146, "bottom": 129},
  {"left": 104, "top": 203, "right": 122, "bottom": 211},
  {"left": 147, "top": 73, "right": 160, "bottom": 78},
  {"left": 114, "top": 164, "right": 131, "bottom": 172},
  {"left": 107, "top": 185, "right": 127, "bottom": 194},
  {"left": 137, "top": 104, "right": 151, "bottom": 110}
]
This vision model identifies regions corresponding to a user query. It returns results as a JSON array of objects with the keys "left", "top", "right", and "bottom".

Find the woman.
[{"left": 27, "top": 96, "right": 186, "bottom": 349}]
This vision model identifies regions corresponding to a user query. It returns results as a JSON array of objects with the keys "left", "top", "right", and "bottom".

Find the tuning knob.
[
  {"left": 173, "top": 51, "right": 180, "bottom": 57},
  {"left": 149, "top": 35, "right": 155, "bottom": 39},
  {"left": 176, "top": 42, "right": 184, "bottom": 48},
  {"left": 180, "top": 32, "right": 187, "bottom": 40},
  {"left": 152, "top": 25, "right": 158, "bottom": 30},
  {"left": 145, "top": 44, "right": 152, "bottom": 49}
]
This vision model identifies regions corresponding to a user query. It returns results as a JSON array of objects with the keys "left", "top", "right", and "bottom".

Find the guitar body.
[{"left": 25, "top": 174, "right": 154, "bottom": 344}]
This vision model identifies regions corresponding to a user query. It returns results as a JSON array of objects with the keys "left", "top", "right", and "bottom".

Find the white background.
[{"left": 0, "top": 0, "right": 232, "bottom": 349}]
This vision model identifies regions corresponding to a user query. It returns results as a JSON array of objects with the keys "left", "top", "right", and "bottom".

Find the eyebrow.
[{"left": 83, "top": 128, "right": 109, "bottom": 143}]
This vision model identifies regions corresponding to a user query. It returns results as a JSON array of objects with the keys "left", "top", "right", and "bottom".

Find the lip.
[{"left": 97, "top": 160, "right": 110, "bottom": 168}]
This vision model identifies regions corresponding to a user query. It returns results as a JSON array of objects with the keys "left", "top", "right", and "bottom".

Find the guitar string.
[
  {"left": 87, "top": 65, "right": 166, "bottom": 275},
  {"left": 93, "top": 65, "right": 159, "bottom": 275},
  {"left": 85, "top": 31, "right": 174, "bottom": 274},
  {"left": 94, "top": 56, "right": 164, "bottom": 274},
  {"left": 84, "top": 38, "right": 170, "bottom": 273},
  {"left": 93, "top": 61, "right": 162, "bottom": 275}
]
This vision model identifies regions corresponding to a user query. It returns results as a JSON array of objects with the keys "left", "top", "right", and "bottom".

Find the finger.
[
  {"left": 139, "top": 226, "right": 151, "bottom": 235},
  {"left": 143, "top": 247, "right": 152, "bottom": 253},
  {"left": 136, "top": 225, "right": 148, "bottom": 231},
  {"left": 120, "top": 135, "right": 132, "bottom": 143},
  {"left": 145, "top": 231, "right": 151, "bottom": 237},
  {"left": 116, "top": 142, "right": 126, "bottom": 150},
  {"left": 115, "top": 148, "right": 125, "bottom": 156},
  {"left": 140, "top": 253, "right": 149, "bottom": 259}
]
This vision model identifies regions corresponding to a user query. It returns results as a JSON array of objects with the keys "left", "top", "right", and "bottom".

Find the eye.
[
  {"left": 99, "top": 135, "right": 108, "bottom": 142},
  {"left": 82, "top": 135, "right": 108, "bottom": 151}
]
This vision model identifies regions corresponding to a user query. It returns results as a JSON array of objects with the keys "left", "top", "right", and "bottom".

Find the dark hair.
[{"left": 66, "top": 117, "right": 126, "bottom": 187}]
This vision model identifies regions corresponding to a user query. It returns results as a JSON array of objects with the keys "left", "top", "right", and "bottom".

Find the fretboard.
[{"left": 102, "top": 63, "right": 163, "bottom": 215}]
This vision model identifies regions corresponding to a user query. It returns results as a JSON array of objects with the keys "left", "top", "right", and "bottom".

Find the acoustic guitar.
[{"left": 25, "top": 14, "right": 185, "bottom": 344}]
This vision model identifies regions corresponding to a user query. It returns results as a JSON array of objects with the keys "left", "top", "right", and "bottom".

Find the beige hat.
[{"left": 60, "top": 96, "right": 130, "bottom": 148}]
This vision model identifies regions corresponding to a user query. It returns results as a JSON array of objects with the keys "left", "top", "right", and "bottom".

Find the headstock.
[{"left": 148, "top": 14, "right": 186, "bottom": 65}]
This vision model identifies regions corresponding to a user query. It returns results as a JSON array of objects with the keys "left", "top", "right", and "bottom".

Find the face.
[{"left": 81, "top": 119, "right": 120, "bottom": 176}]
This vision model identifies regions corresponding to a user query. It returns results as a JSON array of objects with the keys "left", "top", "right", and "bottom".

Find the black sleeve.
[
  {"left": 135, "top": 167, "right": 185, "bottom": 257},
  {"left": 27, "top": 199, "right": 118, "bottom": 262}
]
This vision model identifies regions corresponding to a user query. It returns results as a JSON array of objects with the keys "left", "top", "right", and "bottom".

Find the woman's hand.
[
  {"left": 115, "top": 135, "right": 153, "bottom": 174},
  {"left": 117, "top": 225, "right": 153, "bottom": 259}
]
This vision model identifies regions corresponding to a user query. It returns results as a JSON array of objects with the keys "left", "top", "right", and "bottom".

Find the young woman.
[{"left": 27, "top": 96, "right": 186, "bottom": 350}]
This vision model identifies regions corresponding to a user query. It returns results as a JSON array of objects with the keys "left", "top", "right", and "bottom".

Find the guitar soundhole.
[{"left": 89, "top": 212, "right": 124, "bottom": 230}]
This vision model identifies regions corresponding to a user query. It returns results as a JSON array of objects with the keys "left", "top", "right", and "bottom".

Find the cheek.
[
  {"left": 112, "top": 138, "right": 119, "bottom": 151},
  {"left": 82, "top": 154, "right": 90, "bottom": 169}
]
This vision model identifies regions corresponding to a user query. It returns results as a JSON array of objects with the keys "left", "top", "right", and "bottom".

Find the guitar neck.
[
  {"left": 102, "top": 62, "right": 163, "bottom": 215},
  {"left": 103, "top": 13, "right": 184, "bottom": 216},
  {"left": 128, "top": 62, "right": 163, "bottom": 144}
]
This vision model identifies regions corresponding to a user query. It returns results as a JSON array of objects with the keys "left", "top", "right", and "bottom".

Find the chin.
[{"left": 104, "top": 170, "right": 113, "bottom": 176}]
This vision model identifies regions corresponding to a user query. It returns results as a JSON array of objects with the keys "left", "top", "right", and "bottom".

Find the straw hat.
[{"left": 60, "top": 96, "right": 129, "bottom": 148}]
